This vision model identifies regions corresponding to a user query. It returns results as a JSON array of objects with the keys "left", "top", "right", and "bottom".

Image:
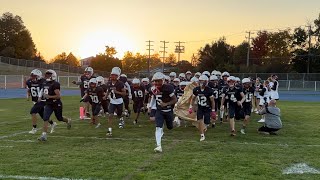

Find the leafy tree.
[
  {"left": 105, "top": 46, "right": 117, "bottom": 58},
  {"left": 233, "top": 42, "right": 249, "bottom": 66},
  {"left": 176, "top": 60, "right": 193, "bottom": 73},
  {"left": 165, "top": 53, "right": 176, "bottom": 66},
  {"left": 51, "top": 52, "right": 79, "bottom": 66},
  {"left": 251, "top": 31, "right": 268, "bottom": 65},
  {"left": 197, "top": 38, "right": 233, "bottom": 71},
  {"left": 0, "top": 12, "right": 36, "bottom": 59}
]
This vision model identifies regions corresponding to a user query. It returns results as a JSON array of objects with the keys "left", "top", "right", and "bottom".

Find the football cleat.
[
  {"left": 37, "top": 133, "right": 47, "bottom": 141},
  {"left": 230, "top": 130, "right": 236, "bottom": 136},
  {"left": 50, "top": 122, "right": 57, "bottom": 133},
  {"left": 258, "top": 119, "right": 265, "bottom": 123},
  {"left": 211, "top": 123, "right": 216, "bottom": 128},
  {"left": 29, "top": 128, "right": 38, "bottom": 134},
  {"left": 200, "top": 135, "right": 205, "bottom": 142},
  {"left": 106, "top": 131, "right": 112, "bottom": 137},
  {"left": 95, "top": 123, "right": 101, "bottom": 129},
  {"left": 133, "top": 119, "right": 138, "bottom": 125},
  {"left": 154, "top": 146, "right": 162, "bottom": 153},
  {"left": 240, "top": 129, "right": 246, "bottom": 135}
]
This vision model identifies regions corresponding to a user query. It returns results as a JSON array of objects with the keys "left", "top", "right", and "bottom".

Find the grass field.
[{"left": 0, "top": 97, "right": 320, "bottom": 180}]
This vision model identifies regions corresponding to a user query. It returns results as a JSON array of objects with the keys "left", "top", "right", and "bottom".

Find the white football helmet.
[
  {"left": 210, "top": 75, "right": 218, "bottom": 81},
  {"left": 142, "top": 78, "right": 150, "bottom": 84},
  {"left": 222, "top": 71, "right": 230, "bottom": 77},
  {"left": 132, "top": 78, "right": 140, "bottom": 84},
  {"left": 186, "top": 71, "right": 192, "bottom": 75},
  {"left": 152, "top": 72, "right": 165, "bottom": 81},
  {"left": 202, "top": 71, "right": 210, "bottom": 77},
  {"left": 96, "top": 76, "right": 105, "bottom": 85},
  {"left": 242, "top": 78, "right": 251, "bottom": 84},
  {"left": 227, "top": 76, "right": 236, "bottom": 82},
  {"left": 120, "top": 74, "right": 127, "bottom": 78},
  {"left": 179, "top": 73, "right": 186, "bottom": 79},
  {"left": 45, "top": 69, "right": 57, "bottom": 81},
  {"left": 85, "top": 67, "right": 94, "bottom": 75},
  {"left": 169, "top": 72, "right": 177, "bottom": 78},
  {"left": 191, "top": 77, "right": 199, "bottom": 83},
  {"left": 194, "top": 72, "right": 201, "bottom": 78},
  {"left": 31, "top": 69, "right": 42, "bottom": 79},
  {"left": 111, "top": 67, "right": 121, "bottom": 76}
]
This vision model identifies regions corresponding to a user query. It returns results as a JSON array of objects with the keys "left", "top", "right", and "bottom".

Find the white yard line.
[
  {"left": 48, "top": 135, "right": 320, "bottom": 147},
  {"left": 0, "top": 131, "right": 29, "bottom": 139},
  {"left": 0, "top": 145, "right": 13, "bottom": 148},
  {"left": 0, "top": 174, "right": 98, "bottom": 180},
  {"left": 283, "top": 163, "right": 320, "bottom": 174}
]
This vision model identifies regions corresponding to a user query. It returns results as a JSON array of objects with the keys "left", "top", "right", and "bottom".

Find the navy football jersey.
[
  {"left": 153, "top": 84, "right": 175, "bottom": 111},
  {"left": 106, "top": 80, "right": 125, "bottom": 99},
  {"left": 42, "top": 80, "right": 62, "bottom": 105},
  {"left": 86, "top": 86, "right": 104, "bottom": 104},
  {"left": 193, "top": 86, "right": 214, "bottom": 109},
  {"left": 144, "top": 83, "right": 152, "bottom": 103},
  {"left": 26, "top": 78, "right": 45, "bottom": 102},
  {"left": 175, "top": 87, "right": 184, "bottom": 100},
  {"left": 79, "top": 75, "right": 95, "bottom": 95},
  {"left": 208, "top": 82, "right": 219, "bottom": 100},
  {"left": 218, "top": 80, "right": 228, "bottom": 98},
  {"left": 222, "top": 87, "right": 242, "bottom": 104},
  {"left": 243, "top": 87, "right": 255, "bottom": 104},
  {"left": 132, "top": 85, "right": 145, "bottom": 102}
]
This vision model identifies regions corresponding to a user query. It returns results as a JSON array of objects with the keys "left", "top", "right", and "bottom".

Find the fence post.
[
  {"left": 286, "top": 73, "right": 289, "bottom": 81},
  {"left": 21, "top": 75, "right": 24, "bottom": 88},
  {"left": 4, "top": 75, "right": 7, "bottom": 89},
  {"left": 288, "top": 80, "right": 290, "bottom": 91},
  {"left": 57, "top": 76, "right": 60, "bottom": 82},
  {"left": 67, "top": 76, "right": 70, "bottom": 88}
]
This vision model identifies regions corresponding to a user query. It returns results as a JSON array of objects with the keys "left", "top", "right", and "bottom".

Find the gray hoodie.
[{"left": 259, "top": 106, "right": 282, "bottom": 129}]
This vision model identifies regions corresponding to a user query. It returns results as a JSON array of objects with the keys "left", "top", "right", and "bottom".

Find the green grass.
[{"left": 0, "top": 97, "right": 320, "bottom": 180}]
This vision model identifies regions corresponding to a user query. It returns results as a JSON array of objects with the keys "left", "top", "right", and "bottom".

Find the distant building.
[{"left": 80, "top": 56, "right": 94, "bottom": 68}]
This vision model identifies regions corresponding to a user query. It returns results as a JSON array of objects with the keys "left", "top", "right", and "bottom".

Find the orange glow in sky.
[{"left": 1, "top": 0, "right": 320, "bottom": 61}]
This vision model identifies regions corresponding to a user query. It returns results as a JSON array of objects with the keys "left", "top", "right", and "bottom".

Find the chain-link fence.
[{"left": 0, "top": 75, "right": 319, "bottom": 91}]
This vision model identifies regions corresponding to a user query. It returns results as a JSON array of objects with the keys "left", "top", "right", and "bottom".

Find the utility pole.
[
  {"left": 191, "top": 54, "right": 197, "bottom": 67},
  {"left": 174, "top": 41, "right": 185, "bottom": 62},
  {"left": 160, "top": 41, "right": 169, "bottom": 73},
  {"left": 307, "top": 25, "right": 312, "bottom": 74},
  {"left": 146, "top": 40, "right": 154, "bottom": 76},
  {"left": 245, "top": 31, "right": 252, "bottom": 67}
]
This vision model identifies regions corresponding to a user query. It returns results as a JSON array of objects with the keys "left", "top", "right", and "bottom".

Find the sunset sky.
[{"left": 1, "top": 0, "right": 320, "bottom": 61}]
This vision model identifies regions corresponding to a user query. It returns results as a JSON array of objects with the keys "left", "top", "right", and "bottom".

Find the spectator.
[{"left": 258, "top": 99, "right": 282, "bottom": 135}]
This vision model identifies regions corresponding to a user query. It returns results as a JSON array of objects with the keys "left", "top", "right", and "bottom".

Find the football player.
[
  {"left": 142, "top": 78, "right": 151, "bottom": 114},
  {"left": 208, "top": 75, "right": 220, "bottom": 127},
  {"left": 150, "top": 72, "right": 177, "bottom": 153},
  {"left": 172, "top": 78, "right": 180, "bottom": 90},
  {"left": 169, "top": 72, "right": 177, "bottom": 83},
  {"left": 131, "top": 78, "right": 145, "bottom": 124},
  {"left": 106, "top": 67, "right": 126, "bottom": 136},
  {"left": 219, "top": 71, "right": 230, "bottom": 123},
  {"left": 240, "top": 78, "right": 255, "bottom": 134},
  {"left": 220, "top": 76, "right": 245, "bottom": 136},
  {"left": 189, "top": 75, "right": 215, "bottom": 141},
  {"left": 72, "top": 67, "right": 95, "bottom": 119},
  {"left": 194, "top": 72, "right": 201, "bottom": 79},
  {"left": 178, "top": 73, "right": 186, "bottom": 82},
  {"left": 81, "top": 78, "right": 105, "bottom": 128},
  {"left": 186, "top": 71, "right": 192, "bottom": 81},
  {"left": 38, "top": 70, "right": 72, "bottom": 141},
  {"left": 96, "top": 76, "right": 109, "bottom": 117},
  {"left": 26, "top": 69, "right": 46, "bottom": 134},
  {"left": 119, "top": 74, "right": 132, "bottom": 118}
]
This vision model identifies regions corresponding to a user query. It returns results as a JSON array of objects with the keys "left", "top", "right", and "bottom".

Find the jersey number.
[
  {"left": 30, "top": 87, "right": 40, "bottom": 97},
  {"left": 245, "top": 93, "right": 253, "bottom": 102},
  {"left": 110, "top": 89, "right": 116, "bottom": 99},
  {"left": 90, "top": 95, "right": 99, "bottom": 103},
  {"left": 84, "top": 81, "right": 89, "bottom": 89},
  {"left": 230, "top": 94, "right": 237, "bottom": 102},
  {"left": 213, "top": 90, "right": 219, "bottom": 99},
  {"left": 197, "top": 96, "right": 207, "bottom": 106},
  {"left": 134, "top": 90, "right": 143, "bottom": 98}
]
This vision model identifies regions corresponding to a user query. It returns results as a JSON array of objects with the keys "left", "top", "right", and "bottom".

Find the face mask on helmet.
[
  {"left": 133, "top": 83, "right": 140, "bottom": 89},
  {"left": 45, "top": 72, "right": 53, "bottom": 81},
  {"left": 110, "top": 74, "right": 118, "bottom": 81},
  {"left": 90, "top": 82, "right": 96, "bottom": 88},
  {"left": 228, "top": 81, "right": 235, "bottom": 87},
  {"left": 199, "top": 80, "right": 207, "bottom": 87},
  {"left": 30, "top": 74, "right": 38, "bottom": 81},
  {"left": 173, "top": 81, "right": 179, "bottom": 87},
  {"left": 154, "top": 79, "right": 163, "bottom": 89},
  {"left": 85, "top": 71, "right": 92, "bottom": 78}
]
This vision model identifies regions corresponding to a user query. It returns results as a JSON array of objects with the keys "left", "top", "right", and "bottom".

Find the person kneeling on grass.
[{"left": 258, "top": 99, "right": 282, "bottom": 135}]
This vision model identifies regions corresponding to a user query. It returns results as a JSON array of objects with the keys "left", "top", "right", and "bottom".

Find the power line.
[
  {"left": 160, "top": 41, "right": 169, "bottom": 73},
  {"left": 146, "top": 40, "right": 154, "bottom": 76},
  {"left": 174, "top": 41, "right": 185, "bottom": 62}
]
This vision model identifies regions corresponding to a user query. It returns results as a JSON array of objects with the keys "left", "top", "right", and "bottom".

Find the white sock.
[
  {"left": 42, "top": 132, "right": 46, "bottom": 136},
  {"left": 108, "top": 127, "right": 112, "bottom": 132},
  {"left": 220, "top": 110, "right": 224, "bottom": 119},
  {"left": 155, "top": 127, "right": 163, "bottom": 147},
  {"left": 201, "top": 133, "right": 204, "bottom": 137}
]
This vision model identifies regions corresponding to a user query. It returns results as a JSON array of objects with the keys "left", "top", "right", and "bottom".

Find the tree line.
[{"left": 1, "top": 11, "right": 320, "bottom": 73}]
